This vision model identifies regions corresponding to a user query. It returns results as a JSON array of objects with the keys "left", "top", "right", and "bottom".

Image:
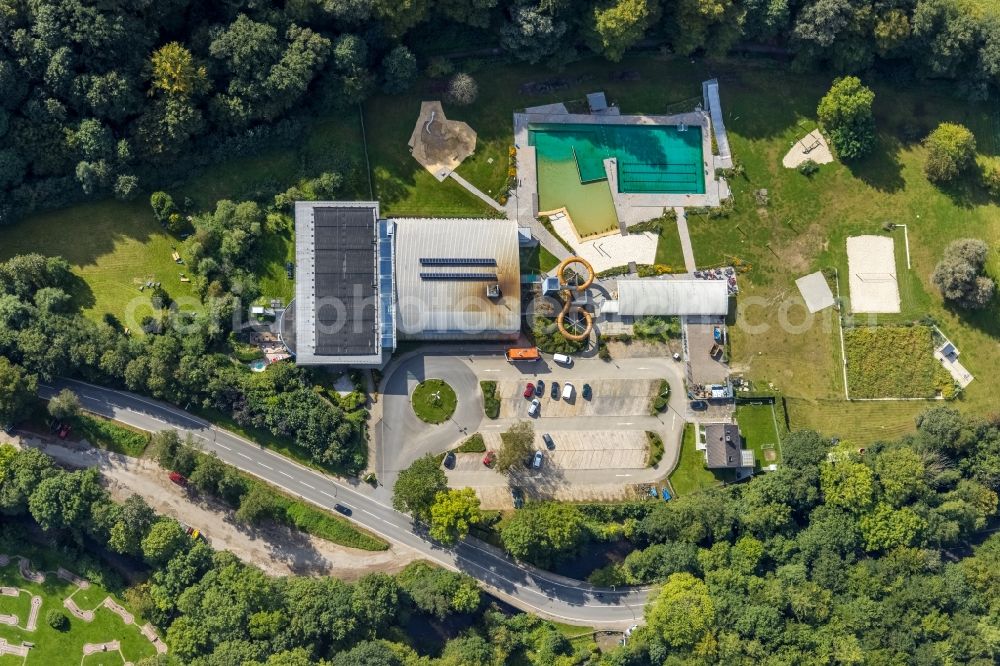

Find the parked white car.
[
  {"left": 552, "top": 353, "right": 573, "bottom": 366},
  {"left": 527, "top": 398, "right": 541, "bottom": 417},
  {"left": 532, "top": 451, "right": 544, "bottom": 468},
  {"left": 561, "top": 382, "right": 574, "bottom": 400}
]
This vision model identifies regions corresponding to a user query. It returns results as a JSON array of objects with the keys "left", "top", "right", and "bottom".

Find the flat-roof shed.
[
  {"left": 616, "top": 279, "right": 729, "bottom": 317},
  {"left": 586, "top": 92, "right": 608, "bottom": 113},
  {"left": 393, "top": 218, "right": 521, "bottom": 340}
]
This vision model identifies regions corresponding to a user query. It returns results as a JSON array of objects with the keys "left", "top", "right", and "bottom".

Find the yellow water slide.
[{"left": 554, "top": 256, "right": 595, "bottom": 341}]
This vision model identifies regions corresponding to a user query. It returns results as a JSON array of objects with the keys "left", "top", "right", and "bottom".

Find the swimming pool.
[{"left": 529, "top": 123, "right": 705, "bottom": 237}]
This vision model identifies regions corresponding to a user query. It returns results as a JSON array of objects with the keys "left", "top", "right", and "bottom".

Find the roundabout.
[{"left": 410, "top": 379, "right": 458, "bottom": 424}]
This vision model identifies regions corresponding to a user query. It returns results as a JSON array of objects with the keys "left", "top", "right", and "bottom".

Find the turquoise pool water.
[
  {"left": 529, "top": 123, "right": 705, "bottom": 237},
  {"left": 530, "top": 123, "right": 706, "bottom": 194}
]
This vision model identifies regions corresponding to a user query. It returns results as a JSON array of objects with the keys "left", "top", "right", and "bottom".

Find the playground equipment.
[{"left": 553, "top": 256, "right": 595, "bottom": 341}]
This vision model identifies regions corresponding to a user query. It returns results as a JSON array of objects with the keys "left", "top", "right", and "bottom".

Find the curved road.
[{"left": 38, "top": 378, "right": 651, "bottom": 628}]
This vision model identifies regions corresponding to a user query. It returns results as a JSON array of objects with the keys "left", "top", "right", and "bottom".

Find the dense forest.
[
  {"left": 2, "top": 412, "right": 1000, "bottom": 664},
  {"left": 2, "top": 0, "right": 1000, "bottom": 224},
  {"left": 0, "top": 443, "right": 591, "bottom": 666}
]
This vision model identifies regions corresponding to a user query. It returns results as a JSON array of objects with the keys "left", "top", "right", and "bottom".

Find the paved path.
[
  {"left": 448, "top": 171, "right": 506, "bottom": 213},
  {"left": 36, "top": 378, "right": 652, "bottom": 628},
  {"left": 674, "top": 206, "right": 697, "bottom": 272}
]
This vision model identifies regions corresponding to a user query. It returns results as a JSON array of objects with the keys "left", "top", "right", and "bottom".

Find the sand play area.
[
  {"left": 783, "top": 129, "right": 834, "bottom": 168},
  {"left": 408, "top": 101, "right": 477, "bottom": 181},
  {"left": 847, "top": 235, "right": 901, "bottom": 313}
]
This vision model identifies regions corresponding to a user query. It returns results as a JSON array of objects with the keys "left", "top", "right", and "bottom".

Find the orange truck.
[{"left": 505, "top": 347, "right": 540, "bottom": 362}]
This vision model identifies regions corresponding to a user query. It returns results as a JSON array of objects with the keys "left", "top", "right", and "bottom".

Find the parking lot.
[
  {"left": 456, "top": 430, "right": 649, "bottom": 470},
  {"left": 685, "top": 320, "right": 729, "bottom": 385},
  {"left": 496, "top": 378, "right": 659, "bottom": 418}
]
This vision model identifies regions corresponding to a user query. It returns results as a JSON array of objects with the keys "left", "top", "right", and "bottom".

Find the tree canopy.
[{"left": 817, "top": 76, "right": 876, "bottom": 160}]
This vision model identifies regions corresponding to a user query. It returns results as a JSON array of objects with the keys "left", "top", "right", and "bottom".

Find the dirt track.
[{"left": 8, "top": 435, "right": 418, "bottom": 580}]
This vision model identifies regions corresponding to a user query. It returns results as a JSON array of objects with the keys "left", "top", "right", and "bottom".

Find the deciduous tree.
[
  {"left": 495, "top": 421, "right": 534, "bottom": 473},
  {"left": 645, "top": 572, "right": 715, "bottom": 648},
  {"left": 47, "top": 388, "right": 80, "bottom": 421},
  {"left": 932, "top": 238, "right": 995, "bottom": 310},
  {"left": 430, "top": 487, "right": 483, "bottom": 544},
  {"left": 392, "top": 454, "right": 447, "bottom": 520},
  {"left": 924, "top": 122, "right": 976, "bottom": 182},
  {"left": 500, "top": 501, "right": 585, "bottom": 566},
  {"left": 817, "top": 76, "right": 876, "bottom": 160},
  {"left": 0, "top": 358, "right": 37, "bottom": 426}
]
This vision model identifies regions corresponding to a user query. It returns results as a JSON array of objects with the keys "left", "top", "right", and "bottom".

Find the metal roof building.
[
  {"left": 392, "top": 218, "right": 520, "bottom": 340},
  {"left": 286, "top": 201, "right": 395, "bottom": 366},
  {"left": 615, "top": 279, "right": 729, "bottom": 317}
]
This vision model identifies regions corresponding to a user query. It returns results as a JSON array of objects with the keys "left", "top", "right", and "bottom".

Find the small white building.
[{"left": 610, "top": 279, "right": 729, "bottom": 317}]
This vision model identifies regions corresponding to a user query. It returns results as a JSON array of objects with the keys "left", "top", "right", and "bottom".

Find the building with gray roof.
[
  {"left": 703, "top": 423, "right": 754, "bottom": 470},
  {"left": 614, "top": 279, "right": 729, "bottom": 317},
  {"left": 392, "top": 218, "right": 520, "bottom": 341}
]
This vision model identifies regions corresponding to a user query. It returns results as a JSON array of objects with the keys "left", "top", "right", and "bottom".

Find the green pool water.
[{"left": 529, "top": 123, "right": 705, "bottom": 237}]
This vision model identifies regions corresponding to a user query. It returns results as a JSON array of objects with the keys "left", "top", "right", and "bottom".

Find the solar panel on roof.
[
  {"left": 419, "top": 257, "right": 497, "bottom": 266},
  {"left": 311, "top": 206, "right": 379, "bottom": 357},
  {"left": 419, "top": 272, "right": 498, "bottom": 281}
]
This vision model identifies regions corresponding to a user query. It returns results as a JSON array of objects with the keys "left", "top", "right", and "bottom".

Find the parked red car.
[
  {"left": 523, "top": 382, "right": 535, "bottom": 399},
  {"left": 169, "top": 471, "right": 188, "bottom": 487},
  {"left": 57, "top": 424, "right": 71, "bottom": 440},
  {"left": 482, "top": 451, "right": 496, "bottom": 467}
]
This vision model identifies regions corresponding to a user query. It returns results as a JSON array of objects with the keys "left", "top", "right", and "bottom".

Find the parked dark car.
[
  {"left": 582, "top": 383, "right": 592, "bottom": 400},
  {"left": 550, "top": 381, "right": 560, "bottom": 400},
  {"left": 510, "top": 487, "right": 524, "bottom": 509},
  {"left": 542, "top": 433, "right": 554, "bottom": 450},
  {"left": 690, "top": 400, "right": 709, "bottom": 411},
  {"left": 334, "top": 504, "right": 352, "bottom": 516},
  {"left": 2, "top": 423, "right": 14, "bottom": 435},
  {"left": 285, "top": 261, "right": 294, "bottom": 279},
  {"left": 443, "top": 451, "right": 457, "bottom": 469},
  {"left": 535, "top": 380, "right": 544, "bottom": 396}
]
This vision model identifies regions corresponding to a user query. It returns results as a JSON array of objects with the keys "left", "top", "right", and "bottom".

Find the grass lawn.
[
  {"left": 0, "top": 199, "right": 201, "bottom": 326},
  {"left": 654, "top": 219, "right": 689, "bottom": 269},
  {"left": 672, "top": 60, "right": 1000, "bottom": 440},
  {"left": 843, "top": 326, "right": 953, "bottom": 399},
  {"left": 256, "top": 214, "right": 295, "bottom": 304},
  {"left": 74, "top": 414, "right": 150, "bottom": 457},
  {"left": 457, "top": 433, "right": 486, "bottom": 453},
  {"left": 519, "top": 245, "right": 560, "bottom": 276},
  {"left": 785, "top": 396, "right": 934, "bottom": 444},
  {"left": 0, "top": 553, "right": 157, "bottom": 664},
  {"left": 411, "top": 379, "right": 458, "bottom": 424},
  {"left": 736, "top": 404, "right": 783, "bottom": 468},
  {"left": 668, "top": 424, "right": 723, "bottom": 497}
]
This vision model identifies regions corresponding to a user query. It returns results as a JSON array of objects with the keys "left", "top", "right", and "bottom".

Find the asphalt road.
[{"left": 38, "top": 379, "right": 651, "bottom": 628}]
